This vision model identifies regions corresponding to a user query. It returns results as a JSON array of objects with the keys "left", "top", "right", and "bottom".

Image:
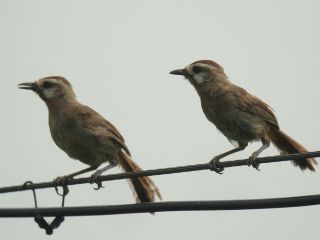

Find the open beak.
[
  {"left": 18, "top": 82, "right": 37, "bottom": 91},
  {"left": 169, "top": 69, "right": 187, "bottom": 76}
]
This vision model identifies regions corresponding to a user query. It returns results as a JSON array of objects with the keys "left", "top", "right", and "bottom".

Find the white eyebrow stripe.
[
  {"left": 193, "top": 63, "right": 217, "bottom": 70},
  {"left": 38, "top": 78, "right": 60, "bottom": 85}
]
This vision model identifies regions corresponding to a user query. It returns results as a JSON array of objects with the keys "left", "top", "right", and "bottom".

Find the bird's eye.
[
  {"left": 42, "top": 81, "right": 54, "bottom": 89},
  {"left": 192, "top": 66, "right": 202, "bottom": 74}
]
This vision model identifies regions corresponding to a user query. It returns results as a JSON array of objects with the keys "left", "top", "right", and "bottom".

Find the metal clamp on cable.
[{"left": 22, "top": 181, "right": 67, "bottom": 235}]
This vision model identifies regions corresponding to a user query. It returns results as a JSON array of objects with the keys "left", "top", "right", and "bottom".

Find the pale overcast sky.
[{"left": 0, "top": 0, "right": 320, "bottom": 239}]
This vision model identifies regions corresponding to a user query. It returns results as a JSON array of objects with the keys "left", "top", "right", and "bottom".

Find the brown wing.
[
  {"left": 232, "top": 84, "right": 279, "bottom": 128},
  {"left": 75, "top": 104, "right": 131, "bottom": 156}
]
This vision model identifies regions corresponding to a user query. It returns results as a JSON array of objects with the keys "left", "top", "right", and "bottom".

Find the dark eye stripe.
[
  {"left": 192, "top": 66, "right": 203, "bottom": 73},
  {"left": 42, "top": 81, "right": 54, "bottom": 89}
]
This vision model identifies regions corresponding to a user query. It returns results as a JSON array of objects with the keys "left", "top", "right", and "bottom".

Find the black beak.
[
  {"left": 18, "top": 82, "right": 36, "bottom": 91},
  {"left": 169, "top": 69, "right": 187, "bottom": 76}
]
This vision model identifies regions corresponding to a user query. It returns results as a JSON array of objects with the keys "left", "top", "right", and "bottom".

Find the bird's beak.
[
  {"left": 18, "top": 82, "right": 37, "bottom": 91},
  {"left": 169, "top": 69, "right": 187, "bottom": 76}
]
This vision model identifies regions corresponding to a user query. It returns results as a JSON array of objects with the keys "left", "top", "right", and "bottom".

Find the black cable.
[
  {"left": 0, "top": 151, "right": 319, "bottom": 194},
  {"left": 0, "top": 194, "right": 320, "bottom": 217}
]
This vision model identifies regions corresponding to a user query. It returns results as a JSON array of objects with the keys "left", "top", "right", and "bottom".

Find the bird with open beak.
[{"left": 18, "top": 76, "right": 161, "bottom": 203}]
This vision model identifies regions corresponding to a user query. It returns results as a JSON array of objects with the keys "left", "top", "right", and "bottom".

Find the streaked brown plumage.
[
  {"left": 18, "top": 76, "right": 161, "bottom": 203},
  {"left": 170, "top": 60, "right": 317, "bottom": 172}
]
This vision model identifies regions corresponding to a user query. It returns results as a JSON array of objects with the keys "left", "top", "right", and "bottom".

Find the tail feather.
[
  {"left": 119, "top": 151, "right": 162, "bottom": 203},
  {"left": 269, "top": 128, "right": 317, "bottom": 171}
]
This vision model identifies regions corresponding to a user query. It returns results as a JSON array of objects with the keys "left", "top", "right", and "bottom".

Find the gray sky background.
[{"left": 0, "top": 0, "right": 320, "bottom": 239}]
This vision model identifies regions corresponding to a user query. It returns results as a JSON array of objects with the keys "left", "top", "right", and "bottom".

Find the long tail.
[
  {"left": 118, "top": 151, "right": 162, "bottom": 203},
  {"left": 269, "top": 128, "right": 317, "bottom": 171}
]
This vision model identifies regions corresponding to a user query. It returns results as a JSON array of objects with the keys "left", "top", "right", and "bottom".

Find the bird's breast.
[{"left": 49, "top": 117, "right": 69, "bottom": 152}]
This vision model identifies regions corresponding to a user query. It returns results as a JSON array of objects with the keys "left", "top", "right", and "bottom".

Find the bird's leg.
[
  {"left": 90, "top": 161, "right": 117, "bottom": 190},
  {"left": 248, "top": 137, "right": 270, "bottom": 170},
  {"left": 54, "top": 166, "right": 98, "bottom": 196},
  {"left": 209, "top": 143, "right": 247, "bottom": 173},
  {"left": 54, "top": 166, "right": 98, "bottom": 186}
]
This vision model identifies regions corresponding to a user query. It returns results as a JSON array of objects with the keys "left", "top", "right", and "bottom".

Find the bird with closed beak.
[
  {"left": 170, "top": 60, "right": 317, "bottom": 172},
  {"left": 18, "top": 76, "right": 161, "bottom": 203}
]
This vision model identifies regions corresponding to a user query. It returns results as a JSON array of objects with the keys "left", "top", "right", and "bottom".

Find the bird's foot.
[
  {"left": 54, "top": 175, "right": 73, "bottom": 186},
  {"left": 90, "top": 170, "right": 105, "bottom": 190},
  {"left": 53, "top": 175, "right": 72, "bottom": 196},
  {"left": 247, "top": 154, "right": 260, "bottom": 171},
  {"left": 209, "top": 156, "right": 224, "bottom": 174}
]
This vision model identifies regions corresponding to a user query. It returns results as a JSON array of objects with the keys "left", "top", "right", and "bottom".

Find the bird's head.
[
  {"left": 170, "top": 60, "right": 227, "bottom": 87},
  {"left": 18, "top": 76, "right": 76, "bottom": 104}
]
